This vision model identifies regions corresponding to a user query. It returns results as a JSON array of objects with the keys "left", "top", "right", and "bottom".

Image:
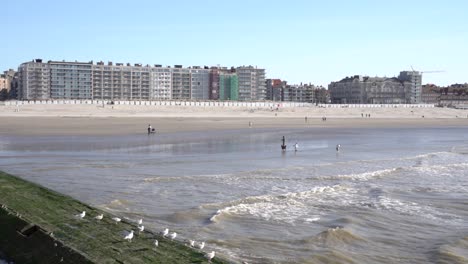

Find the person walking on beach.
[
  {"left": 336, "top": 144, "right": 341, "bottom": 152},
  {"left": 148, "top": 124, "right": 152, "bottom": 134},
  {"left": 294, "top": 142, "right": 299, "bottom": 152}
]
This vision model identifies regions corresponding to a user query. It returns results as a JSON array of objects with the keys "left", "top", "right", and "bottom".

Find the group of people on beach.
[{"left": 282, "top": 137, "right": 341, "bottom": 153}]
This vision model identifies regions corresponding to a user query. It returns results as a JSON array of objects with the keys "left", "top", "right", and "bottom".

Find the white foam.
[
  {"left": 209, "top": 185, "right": 347, "bottom": 224},
  {"left": 316, "top": 168, "right": 399, "bottom": 181},
  {"left": 374, "top": 196, "right": 462, "bottom": 223}
]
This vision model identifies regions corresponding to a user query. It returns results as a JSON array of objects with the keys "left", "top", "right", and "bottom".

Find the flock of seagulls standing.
[{"left": 73, "top": 211, "right": 217, "bottom": 262}]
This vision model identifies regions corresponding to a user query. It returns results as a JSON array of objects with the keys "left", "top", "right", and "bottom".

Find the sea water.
[{"left": 1, "top": 127, "right": 468, "bottom": 263}]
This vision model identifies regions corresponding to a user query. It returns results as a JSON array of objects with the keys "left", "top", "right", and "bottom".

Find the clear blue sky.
[{"left": 3, "top": 0, "right": 467, "bottom": 86}]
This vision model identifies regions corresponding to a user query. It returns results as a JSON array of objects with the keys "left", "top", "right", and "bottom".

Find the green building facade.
[{"left": 219, "top": 74, "right": 238, "bottom": 100}]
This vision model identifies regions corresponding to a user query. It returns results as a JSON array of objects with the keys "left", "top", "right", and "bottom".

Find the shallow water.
[{"left": 1, "top": 127, "right": 468, "bottom": 263}]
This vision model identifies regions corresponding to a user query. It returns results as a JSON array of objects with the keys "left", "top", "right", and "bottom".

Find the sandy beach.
[
  {"left": 2, "top": 103, "right": 468, "bottom": 264},
  {"left": 0, "top": 104, "right": 467, "bottom": 136}
]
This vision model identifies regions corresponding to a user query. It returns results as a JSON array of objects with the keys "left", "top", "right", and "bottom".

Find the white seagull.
[
  {"left": 76, "top": 211, "right": 86, "bottom": 219},
  {"left": 162, "top": 228, "right": 169, "bottom": 237},
  {"left": 124, "top": 230, "right": 134, "bottom": 242},
  {"left": 138, "top": 225, "right": 145, "bottom": 233},
  {"left": 189, "top": 240, "right": 195, "bottom": 247},
  {"left": 154, "top": 239, "right": 159, "bottom": 247},
  {"left": 112, "top": 217, "right": 121, "bottom": 224},
  {"left": 198, "top": 241, "right": 205, "bottom": 250},
  {"left": 206, "top": 251, "right": 215, "bottom": 262},
  {"left": 95, "top": 214, "right": 103, "bottom": 220},
  {"left": 137, "top": 218, "right": 143, "bottom": 225},
  {"left": 169, "top": 232, "right": 177, "bottom": 240}
]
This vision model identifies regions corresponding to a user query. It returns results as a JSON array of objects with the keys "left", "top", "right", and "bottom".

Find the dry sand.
[{"left": 0, "top": 104, "right": 467, "bottom": 136}]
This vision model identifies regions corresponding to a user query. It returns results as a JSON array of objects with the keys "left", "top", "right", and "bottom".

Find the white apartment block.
[
  {"left": 17, "top": 59, "right": 267, "bottom": 102},
  {"left": 18, "top": 59, "right": 50, "bottom": 100}
]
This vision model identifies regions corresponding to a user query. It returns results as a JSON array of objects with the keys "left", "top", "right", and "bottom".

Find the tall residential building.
[
  {"left": 92, "top": 62, "right": 151, "bottom": 100},
  {"left": 398, "top": 71, "right": 422, "bottom": 104},
  {"left": 328, "top": 73, "right": 414, "bottom": 104},
  {"left": 49, "top": 61, "right": 92, "bottom": 99},
  {"left": 190, "top": 67, "right": 210, "bottom": 100},
  {"left": 236, "top": 66, "right": 266, "bottom": 101},
  {"left": 18, "top": 59, "right": 51, "bottom": 100},
  {"left": 151, "top": 65, "right": 172, "bottom": 100},
  {"left": 172, "top": 66, "right": 191, "bottom": 100},
  {"left": 209, "top": 68, "right": 221, "bottom": 100},
  {"left": 219, "top": 73, "right": 238, "bottom": 100},
  {"left": 16, "top": 59, "right": 270, "bottom": 101},
  {"left": 266, "top": 79, "right": 284, "bottom": 101}
]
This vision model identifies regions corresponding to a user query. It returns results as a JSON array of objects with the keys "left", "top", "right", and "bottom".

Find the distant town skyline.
[{"left": 3, "top": 0, "right": 468, "bottom": 86}]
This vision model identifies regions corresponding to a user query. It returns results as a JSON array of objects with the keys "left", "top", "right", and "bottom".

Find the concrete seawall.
[
  {"left": 0, "top": 207, "right": 92, "bottom": 263},
  {"left": 0, "top": 171, "right": 231, "bottom": 264}
]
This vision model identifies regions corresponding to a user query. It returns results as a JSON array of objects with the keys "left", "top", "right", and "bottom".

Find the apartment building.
[
  {"left": 236, "top": 66, "right": 266, "bottom": 101},
  {"left": 18, "top": 59, "right": 51, "bottom": 100},
  {"left": 283, "top": 83, "right": 315, "bottom": 103},
  {"left": 151, "top": 65, "right": 172, "bottom": 100},
  {"left": 398, "top": 71, "right": 423, "bottom": 104},
  {"left": 219, "top": 73, "right": 238, "bottom": 100},
  {"left": 93, "top": 62, "right": 151, "bottom": 101},
  {"left": 190, "top": 67, "right": 210, "bottom": 100},
  {"left": 49, "top": 61, "right": 92, "bottom": 99},
  {"left": 171, "top": 65, "right": 191, "bottom": 100},
  {"left": 17, "top": 59, "right": 269, "bottom": 101},
  {"left": 266, "top": 79, "right": 283, "bottom": 101},
  {"left": 328, "top": 73, "right": 414, "bottom": 104}
]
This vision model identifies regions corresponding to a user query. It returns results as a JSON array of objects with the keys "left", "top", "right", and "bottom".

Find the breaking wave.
[
  {"left": 314, "top": 227, "right": 366, "bottom": 245},
  {"left": 312, "top": 168, "right": 400, "bottom": 181},
  {"left": 208, "top": 185, "right": 346, "bottom": 224}
]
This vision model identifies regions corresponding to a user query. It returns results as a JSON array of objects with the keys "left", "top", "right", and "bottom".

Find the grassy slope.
[{"left": 0, "top": 171, "right": 232, "bottom": 264}]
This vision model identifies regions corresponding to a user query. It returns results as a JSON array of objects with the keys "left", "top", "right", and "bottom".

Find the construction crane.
[{"left": 410, "top": 66, "right": 445, "bottom": 74}]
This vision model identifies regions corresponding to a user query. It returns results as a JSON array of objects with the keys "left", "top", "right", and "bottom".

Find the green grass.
[{"left": 0, "top": 171, "right": 233, "bottom": 264}]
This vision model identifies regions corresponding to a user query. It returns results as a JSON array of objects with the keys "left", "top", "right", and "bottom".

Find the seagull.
[
  {"left": 206, "top": 251, "right": 215, "bottom": 262},
  {"left": 198, "top": 241, "right": 205, "bottom": 250},
  {"left": 112, "top": 217, "right": 121, "bottom": 224},
  {"left": 169, "top": 232, "right": 177, "bottom": 240},
  {"left": 138, "top": 225, "right": 144, "bottom": 233},
  {"left": 154, "top": 240, "right": 159, "bottom": 247},
  {"left": 124, "top": 230, "right": 134, "bottom": 242},
  {"left": 162, "top": 228, "right": 169, "bottom": 237},
  {"left": 76, "top": 211, "right": 86, "bottom": 219},
  {"left": 95, "top": 214, "right": 103, "bottom": 220},
  {"left": 137, "top": 218, "right": 143, "bottom": 225},
  {"left": 189, "top": 240, "right": 195, "bottom": 247}
]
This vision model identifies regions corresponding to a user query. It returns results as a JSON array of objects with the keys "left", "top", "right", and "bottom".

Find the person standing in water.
[{"left": 336, "top": 144, "right": 341, "bottom": 152}]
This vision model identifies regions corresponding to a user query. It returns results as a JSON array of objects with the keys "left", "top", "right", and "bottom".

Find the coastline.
[
  {"left": 1, "top": 104, "right": 467, "bottom": 263},
  {"left": 0, "top": 171, "right": 231, "bottom": 264},
  {"left": 0, "top": 104, "right": 467, "bottom": 136}
]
